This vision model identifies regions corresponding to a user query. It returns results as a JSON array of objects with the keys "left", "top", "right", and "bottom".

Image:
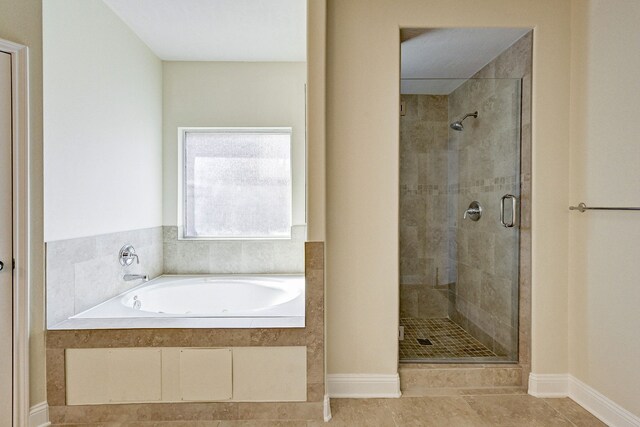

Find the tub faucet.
[{"left": 123, "top": 274, "right": 148, "bottom": 282}]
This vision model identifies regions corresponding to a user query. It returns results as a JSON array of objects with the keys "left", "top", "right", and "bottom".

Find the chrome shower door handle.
[{"left": 500, "top": 194, "right": 517, "bottom": 228}]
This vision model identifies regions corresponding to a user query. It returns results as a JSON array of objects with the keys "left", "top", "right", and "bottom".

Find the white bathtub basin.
[
  {"left": 124, "top": 276, "right": 302, "bottom": 315},
  {"left": 50, "top": 274, "right": 305, "bottom": 330}
]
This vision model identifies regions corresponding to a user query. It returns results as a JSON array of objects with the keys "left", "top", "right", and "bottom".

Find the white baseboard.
[
  {"left": 568, "top": 376, "right": 640, "bottom": 427},
  {"left": 29, "top": 402, "right": 50, "bottom": 427},
  {"left": 327, "top": 374, "right": 401, "bottom": 398},
  {"left": 528, "top": 373, "right": 640, "bottom": 427},
  {"left": 323, "top": 394, "right": 332, "bottom": 422},
  {"left": 528, "top": 373, "right": 569, "bottom": 398}
]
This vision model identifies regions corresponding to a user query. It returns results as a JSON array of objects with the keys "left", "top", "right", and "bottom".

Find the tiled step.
[
  {"left": 399, "top": 364, "right": 524, "bottom": 396},
  {"left": 401, "top": 385, "right": 527, "bottom": 397}
]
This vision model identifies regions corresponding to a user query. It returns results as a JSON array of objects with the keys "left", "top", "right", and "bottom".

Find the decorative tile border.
[
  {"left": 400, "top": 175, "right": 520, "bottom": 197},
  {"left": 400, "top": 184, "right": 448, "bottom": 196}
]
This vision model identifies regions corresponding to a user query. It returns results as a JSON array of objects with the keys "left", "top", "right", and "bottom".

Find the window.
[{"left": 182, "top": 128, "right": 292, "bottom": 239}]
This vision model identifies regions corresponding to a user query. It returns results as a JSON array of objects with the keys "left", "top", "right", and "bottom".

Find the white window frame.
[{"left": 178, "top": 127, "right": 294, "bottom": 240}]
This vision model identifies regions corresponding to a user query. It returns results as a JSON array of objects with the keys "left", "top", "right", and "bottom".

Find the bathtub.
[{"left": 51, "top": 274, "right": 305, "bottom": 330}]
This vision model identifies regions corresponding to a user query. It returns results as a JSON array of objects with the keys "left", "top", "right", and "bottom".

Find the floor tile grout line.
[
  {"left": 540, "top": 398, "right": 580, "bottom": 427},
  {"left": 384, "top": 397, "right": 402, "bottom": 427},
  {"left": 458, "top": 395, "right": 491, "bottom": 425}
]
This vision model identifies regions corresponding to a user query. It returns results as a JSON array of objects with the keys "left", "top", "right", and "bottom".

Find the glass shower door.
[{"left": 399, "top": 78, "right": 521, "bottom": 362}]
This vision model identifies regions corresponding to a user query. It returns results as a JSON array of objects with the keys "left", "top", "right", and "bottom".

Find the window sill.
[{"left": 177, "top": 236, "right": 293, "bottom": 242}]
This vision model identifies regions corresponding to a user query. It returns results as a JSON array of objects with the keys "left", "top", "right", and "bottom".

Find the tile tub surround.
[
  {"left": 163, "top": 225, "right": 306, "bottom": 274},
  {"left": 47, "top": 225, "right": 306, "bottom": 327},
  {"left": 45, "top": 242, "right": 325, "bottom": 424},
  {"left": 46, "top": 226, "right": 164, "bottom": 327},
  {"left": 399, "top": 94, "right": 451, "bottom": 319}
]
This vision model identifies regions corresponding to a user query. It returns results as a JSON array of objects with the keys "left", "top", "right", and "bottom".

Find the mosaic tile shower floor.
[{"left": 399, "top": 318, "right": 497, "bottom": 360}]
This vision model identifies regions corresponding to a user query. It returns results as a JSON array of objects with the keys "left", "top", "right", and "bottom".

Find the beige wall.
[
  {"left": 43, "top": 0, "right": 163, "bottom": 242},
  {"left": 326, "top": 0, "right": 571, "bottom": 375},
  {"left": 306, "top": 0, "right": 326, "bottom": 242},
  {"left": 569, "top": 0, "right": 640, "bottom": 417},
  {"left": 162, "top": 61, "right": 307, "bottom": 227},
  {"left": 0, "top": 0, "right": 45, "bottom": 406}
]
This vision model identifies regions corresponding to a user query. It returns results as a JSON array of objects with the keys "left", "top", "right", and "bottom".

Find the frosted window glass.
[{"left": 184, "top": 130, "right": 292, "bottom": 238}]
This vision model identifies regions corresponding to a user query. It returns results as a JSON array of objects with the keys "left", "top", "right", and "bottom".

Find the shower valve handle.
[
  {"left": 463, "top": 201, "right": 482, "bottom": 221},
  {"left": 463, "top": 208, "right": 480, "bottom": 219}
]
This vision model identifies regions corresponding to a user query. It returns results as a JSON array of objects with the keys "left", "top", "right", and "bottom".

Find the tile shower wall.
[
  {"left": 163, "top": 225, "right": 306, "bottom": 274},
  {"left": 399, "top": 95, "right": 450, "bottom": 319},
  {"left": 46, "top": 227, "right": 163, "bottom": 327},
  {"left": 448, "top": 33, "right": 532, "bottom": 358},
  {"left": 447, "top": 79, "right": 520, "bottom": 358}
]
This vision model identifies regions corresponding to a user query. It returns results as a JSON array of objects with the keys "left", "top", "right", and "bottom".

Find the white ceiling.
[
  {"left": 103, "top": 0, "right": 307, "bottom": 61},
  {"left": 401, "top": 28, "right": 530, "bottom": 94}
]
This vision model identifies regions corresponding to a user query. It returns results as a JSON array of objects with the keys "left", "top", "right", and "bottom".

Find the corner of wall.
[
  {"left": 528, "top": 373, "right": 640, "bottom": 427},
  {"left": 29, "top": 402, "right": 50, "bottom": 427}
]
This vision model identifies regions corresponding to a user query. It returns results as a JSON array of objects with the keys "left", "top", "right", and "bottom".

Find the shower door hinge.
[{"left": 398, "top": 326, "right": 405, "bottom": 341}]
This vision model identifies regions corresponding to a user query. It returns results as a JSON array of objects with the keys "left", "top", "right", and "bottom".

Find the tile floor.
[
  {"left": 52, "top": 395, "right": 607, "bottom": 426},
  {"left": 317, "top": 395, "right": 607, "bottom": 426},
  {"left": 400, "top": 318, "right": 497, "bottom": 360}
]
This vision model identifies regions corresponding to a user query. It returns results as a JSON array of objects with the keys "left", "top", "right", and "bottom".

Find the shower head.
[
  {"left": 450, "top": 121, "right": 464, "bottom": 131},
  {"left": 450, "top": 111, "right": 478, "bottom": 131}
]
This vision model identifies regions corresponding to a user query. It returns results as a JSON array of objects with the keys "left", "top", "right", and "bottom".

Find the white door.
[{"left": 0, "top": 51, "right": 13, "bottom": 427}]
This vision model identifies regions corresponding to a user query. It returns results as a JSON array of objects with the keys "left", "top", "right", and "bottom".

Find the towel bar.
[{"left": 569, "top": 202, "right": 640, "bottom": 213}]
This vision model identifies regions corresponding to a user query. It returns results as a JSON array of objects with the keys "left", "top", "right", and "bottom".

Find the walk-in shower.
[
  {"left": 449, "top": 111, "right": 478, "bottom": 131},
  {"left": 399, "top": 78, "right": 522, "bottom": 363},
  {"left": 399, "top": 27, "right": 532, "bottom": 366}
]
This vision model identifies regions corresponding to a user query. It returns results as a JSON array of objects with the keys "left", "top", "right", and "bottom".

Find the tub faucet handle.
[{"left": 119, "top": 244, "right": 140, "bottom": 266}]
